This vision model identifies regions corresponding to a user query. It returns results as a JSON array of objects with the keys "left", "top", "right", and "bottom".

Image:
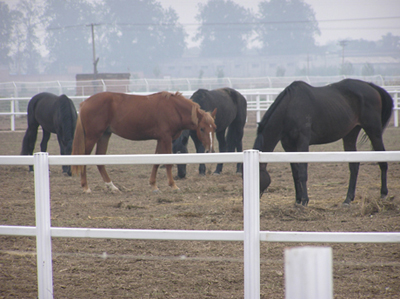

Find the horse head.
[{"left": 195, "top": 108, "right": 217, "bottom": 153}]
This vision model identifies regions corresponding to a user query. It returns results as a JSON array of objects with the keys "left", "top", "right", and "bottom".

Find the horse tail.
[
  {"left": 369, "top": 83, "right": 394, "bottom": 130},
  {"left": 59, "top": 95, "right": 78, "bottom": 140},
  {"left": 253, "top": 133, "right": 264, "bottom": 151},
  {"left": 71, "top": 115, "right": 85, "bottom": 176}
]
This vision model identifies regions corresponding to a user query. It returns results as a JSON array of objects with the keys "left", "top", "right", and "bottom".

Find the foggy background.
[{"left": 0, "top": 0, "right": 399, "bottom": 80}]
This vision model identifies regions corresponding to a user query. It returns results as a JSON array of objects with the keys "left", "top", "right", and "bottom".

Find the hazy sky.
[
  {"left": 5, "top": 0, "right": 400, "bottom": 47},
  {"left": 160, "top": 0, "right": 400, "bottom": 46}
]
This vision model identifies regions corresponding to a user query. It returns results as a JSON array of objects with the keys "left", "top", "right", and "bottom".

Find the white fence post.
[
  {"left": 394, "top": 92, "right": 398, "bottom": 128},
  {"left": 256, "top": 94, "right": 261, "bottom": 123},
  {"left": 285, "top": 246, "right": 333, "bottom": 299},
  {"left": 10, "top": 99, "right": 15, "bottom": 131},
  {"left": 243, "top": 150, "right": 260, "bottom": 299},
  {"left": 34, "top": 152, "right": 54, "bottom": 299}
]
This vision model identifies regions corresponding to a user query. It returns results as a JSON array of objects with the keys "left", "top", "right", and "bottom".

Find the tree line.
[{"left": 0, "top": 0, "right": 398, "bottom": 76}]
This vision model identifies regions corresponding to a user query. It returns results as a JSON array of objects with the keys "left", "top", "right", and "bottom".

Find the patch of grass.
[{"left": 360, "top": 195, "right": 397, "bottom": 216}]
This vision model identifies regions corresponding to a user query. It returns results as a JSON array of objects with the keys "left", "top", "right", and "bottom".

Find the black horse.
[
  {"left": 253, "top": 79, "right": 393, "bottom": 206},
  {"left": 21, "top": 92, "right": 78, "bottom": 175},
  {"left": 173, "top": 87, "right": 247, "bottom": 178}
]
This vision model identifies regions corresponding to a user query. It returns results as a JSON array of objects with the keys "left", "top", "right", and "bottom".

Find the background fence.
[
  {"left": 1, "top": 150, "right": 400, "bottom": 299},
  {"left": 1, "top": 87, "right": 400, "bottom": 131},
  {"left": 1, "top": 75, "right": 400, "bottom": 97}
]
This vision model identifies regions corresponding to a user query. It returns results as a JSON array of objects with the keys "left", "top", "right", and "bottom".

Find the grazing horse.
[
  {"left": 173, "top": 87, "right": 247, "bottom": 178},
  {"left": 21, "top": 92, "right": 77, "bottom": 175},
  {"left": 71, "top": 91, "right": 216, "bottom": 193},
  {"left": 253, "top": 79, "right": 393, "bottom": 206}
]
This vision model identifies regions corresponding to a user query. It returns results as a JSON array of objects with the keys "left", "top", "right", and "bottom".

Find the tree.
[
  {"left": 9, "top": 0, "right": 43, "bottom": 74},
  {"left": 256, "top": 0, "right": 320, "bottom": 55},
  {"left": 0, "top": 2, "right": 14, "bottom": 67},
  {"left": 194, "top": 0, "right": 253, "bottom": 57},
  {"left": 101, "top": 0, "right": 186, "bottom": 74},
  {"left": 44, "top": 0, "right": 99, "bottom": 74},
  {"left": 377, "top": 33, "right": 400, "bottom": 54},
  {"left": 362, "top": 63, "right": 375, "bottom": 76}
]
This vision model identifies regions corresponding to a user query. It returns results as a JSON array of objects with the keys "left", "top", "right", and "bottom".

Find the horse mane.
[
  {"left": 200, "top": 109, "right": 215, "bottom": 124},
  {"left": 160, "top": 91, "right": 183, "bottom": 99},
  {"left": 256, "top": 82, "right": 296, "bottom": 134}
]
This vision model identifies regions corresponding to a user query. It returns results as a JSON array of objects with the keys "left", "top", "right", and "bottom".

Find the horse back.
[
  {"left": 79, "top": 91, "right": 197, "bottom": 141},
  {"left": 27, "top": 92, "right": 62, "bottom": 133},
  {"left": 332, "top": 79, "right": 393, "bottom": 129},
  {"left": 191, "top": 88, "right": 246, "bottom": 131}
]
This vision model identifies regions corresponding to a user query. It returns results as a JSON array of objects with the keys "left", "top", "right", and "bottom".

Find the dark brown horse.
[
  {"left": 21, "top": 92, "right": 77, "bottom": 175},
  {"left": 253, "top": 79, "right": 393, "bottom": 206},
  {"left": 71, "top": 91, "right": 216, "bottom": 193}
]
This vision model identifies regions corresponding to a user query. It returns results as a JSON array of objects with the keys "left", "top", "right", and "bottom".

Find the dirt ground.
[{"left": 0, "top": 115, "right": 400, "bottom": 298}]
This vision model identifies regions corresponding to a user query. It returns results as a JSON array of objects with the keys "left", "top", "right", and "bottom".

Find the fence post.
[
  {"left": 10, "top": 99, "right": 15, "bottom": 131},
  {"left": 243, "top": 150, "right": 260, "bottom": 299},
  {"left": 34, "top": 152, "right": 54, "bottom": 299},
  {"left": 256, "top": 94, "right": 261, "bottom": 123},
  {"left": 394, "top": 92, "right": 398, "bottom": 128},
  {"left": 285, "top": 246, "right": 333, "bottom": 299}
]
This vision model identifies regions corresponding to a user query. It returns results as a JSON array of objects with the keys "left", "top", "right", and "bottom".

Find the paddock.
[{"left": 1, "top": 126, "right": 400, "bottom": 298}]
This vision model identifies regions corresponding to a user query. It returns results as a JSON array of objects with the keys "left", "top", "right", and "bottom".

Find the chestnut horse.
[{"left": 71, "top": 91, "right": 216, "bottom": 193}]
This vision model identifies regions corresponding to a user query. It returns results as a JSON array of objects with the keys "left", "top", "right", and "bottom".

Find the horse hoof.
[
  {"left": 152, "top": 189, "right": 160, "bottom": 194},
  {"left": 212, "top": 172, "right": 221, "bottom": 176},
  {"left": 342, "top": 202, "right": 350, "bottom": 207},
  {"left": 83, "top": 188, "right": 92, "bottom": 194}
]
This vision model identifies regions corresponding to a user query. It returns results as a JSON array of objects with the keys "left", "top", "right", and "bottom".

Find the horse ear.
[
  {"left": 191, "top": 105, "right": 199, "bottom": 126},
  {"left": 211, "top": 108, "right": 217, "bottom": 119}
]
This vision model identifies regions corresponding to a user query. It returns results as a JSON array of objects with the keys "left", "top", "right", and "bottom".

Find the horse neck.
[
  {"left": 254, "top": 91, "right": 289, "bottom": 152},
  {"left": 172, "top": 96, "right": 199, "bottom": 129}
]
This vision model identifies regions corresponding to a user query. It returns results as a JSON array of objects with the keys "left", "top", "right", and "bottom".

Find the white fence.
[
  {"left": 1, "top": 150, "right": 400, "bottom": 299},
  {"left": 1, "top": 87, "right": 400, "bottom": 131}
]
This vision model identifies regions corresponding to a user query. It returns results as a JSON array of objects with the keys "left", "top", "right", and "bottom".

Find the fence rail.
[
  {"left": 1, "top": 75, "right": 400, "bottom": 97},
  {"left": 1, "top": 87, "right": 399, "bottom": 130},
  {"left": 1, "top": 150, "right": 400, "bottom": 299}
]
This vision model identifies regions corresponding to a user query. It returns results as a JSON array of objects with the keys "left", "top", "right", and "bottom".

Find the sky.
[
  {"left": 159, "top": 0, "right": 400, "bottom": 47},
  {"left": 4, "top": 0, "right": 400, "bottom": 47}
]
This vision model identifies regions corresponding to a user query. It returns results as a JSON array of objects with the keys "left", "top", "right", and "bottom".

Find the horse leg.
[
  {"left": 40, "top": 130, "right": 51, "bottom": 152},
  {"left": 21, "top": 123, "right": 39, "bottom": 172},
  {"left": 190, "top": 131, "right": 206, "bottom": 175},
  {"left": 363, "top": 126, "right": 388, "bottom": 199},
  {"left": 214, "top": 130, "right": 226, "bottom": 174},
  {"left": 57, "top": 134, "right": 71, "bottom": 175},
  {"left": 150, "top": 140, "right": 178, "bottom": 192},
  {"left": 289, "top": 162, "right": 309, "bottom": 206},
  {"left": 342, "top": 128, "right": 361, "bottom": 205},
  {"left": 95, "top": 131, "right": 119, "bottom": 192},
  {"left": 282, "top": 135, "right": 310, "bottom": 206},
  {"left": 80, "top": 137, "right": 100, "bottom": 193},
  {"left": 227, "top": 123, "right": 244, "bottom": 174}
]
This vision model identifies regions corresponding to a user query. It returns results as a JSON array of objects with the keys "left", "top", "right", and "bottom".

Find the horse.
[
  {"left": 71, "top": 91, "right": 216, "bottom": 193},
  {"left": 173, "top": 87, "right": 247, "bottom": 178},
  {"left": 253, "top": 79, "right": 393, "bottom": 206},
  {"left": 20, "top": 92, "right": 77, "bottom": 175}
]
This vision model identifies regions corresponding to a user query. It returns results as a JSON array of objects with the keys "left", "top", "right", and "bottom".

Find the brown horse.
[{"left": 71, "top": 91, "right": 216, "bottom": 193}]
